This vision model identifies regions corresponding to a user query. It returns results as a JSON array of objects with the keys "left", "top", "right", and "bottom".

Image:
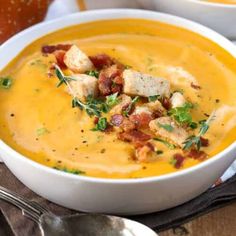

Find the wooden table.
[{"left": 160, "top": 202, "right": 236, "bottom": 236}]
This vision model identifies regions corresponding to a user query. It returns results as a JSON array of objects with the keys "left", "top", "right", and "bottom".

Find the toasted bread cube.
[
  {"left": 64, "top": 45, "right": 93, "bottom": 73},
  {"left": 149, "top": 116, "right": 188, "bottom": 147},
  {"left": 68, "top": 74, "right": 98, "bottom": 101},
  {"left": 170, "top": 92, "right": 186, "bottom": 108},
  {"left": 123, "top": 69, "right": 170, "bottom": 97}
]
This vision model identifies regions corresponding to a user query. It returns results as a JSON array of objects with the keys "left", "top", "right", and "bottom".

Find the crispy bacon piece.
[
  {"left": 187, "top": 149, "right": 207, "bottom": 160},
  {"left": 160, "top": 97, "right": 171, "bottom": 110},
  {"left": 172, "top": 153, "right": 185, "bottom": 169},
  {"left": 53, "top": 50, "right": 67, "bottom": 68},
  {"left": 41, "top": 44, "right": 72, "bottom": 54},
  {"left": 94, "top": 117, "right": 99, "bottom": 124},
  {"left": 129, "top": 113, "right": 153, "bottom": 129},
  {"left": 98, "top": 65, "right": 124, "bottom": 96},
  {"left": 191, "top": 82, "right": 201, "bottom": 90},
  {"left": 110, "top": 114, "right": 124, "bottom": 126},
  {"left": 200, "top": 137, "right": 209, "bottom": 147},
  {"left": 117, "top": 130, "right": 151, "bottom": 145},
  {"left": 153, "top": 109, "right": 164, "bottom": 118},
  {"left": 120, "top": 118, "right": 136, "bottom": 132},
  {"left": 136, "top": 142, "right": 155, "bottom": 162},
  {"left": 89, "top": 54, "right": 114, "bottom": 70}
]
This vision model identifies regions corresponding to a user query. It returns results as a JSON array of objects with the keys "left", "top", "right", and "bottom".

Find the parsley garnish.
[
  {"left": 183, "top": 112, "right": 215, "bottom": 150},
  {"left": 92, "top": 117, "right": 108, "bottom": 131},
  {"left": 85, "top": 70, "right": 99, "bottom": 78},
  {"left": 36, "top": 127, "right": 50, "bottom": 136},
  {"left": 148, "top": 95, "right": 160, "bottom": 102},
  {"left": 123, "top": 96, "right": 139, "bottom": 117},
  {"left": 106, "top": 92, "right": 119, "bottom": 108},
  {"left": 168, "top": 102, "right": 194, "bottom": 125},
  {"left": 0, "top": 77, "right": 12, "bottom": 89},
  {"left": 153, "top": 137, "right": 176, "bottom": 149},
  {"left": 158, "top": 122, "right": 174, "bottom": 132}
]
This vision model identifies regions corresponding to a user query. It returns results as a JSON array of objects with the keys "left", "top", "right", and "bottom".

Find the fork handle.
[{"left": 0, "top": 186, "right": 51, "bottom": 223}]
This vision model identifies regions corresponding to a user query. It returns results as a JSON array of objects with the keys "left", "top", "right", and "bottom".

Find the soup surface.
[
  {"left": 203, "top": 0, "right": 236, "bottom": 4},
  {"left": 0, "top": 19, "right": 236, "bottom": 179}
]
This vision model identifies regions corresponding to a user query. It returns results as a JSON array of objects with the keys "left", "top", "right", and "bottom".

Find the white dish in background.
[
  {"left": 0, "top": 9, "right": 236, "bottom": 215},
  {"left": 138, "top": 0, "right": 236, "bottom": 39}
]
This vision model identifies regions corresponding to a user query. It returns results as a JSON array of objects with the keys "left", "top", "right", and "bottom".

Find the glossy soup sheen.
[{"left": 0, "top": 19, "right": 236, "bottom": 179}]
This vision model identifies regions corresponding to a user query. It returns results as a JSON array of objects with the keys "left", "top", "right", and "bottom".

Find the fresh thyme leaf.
[
  {"left": 85, "top": 70, "right": 99, "bottom": 78},
  {"left": 148, "top": 95, "right": 160, "bottom": 102},
  {"left": 92, "top": 117, "right": 108, "bottom": 131},
  {"left": 153, "top": 137, "right": 176, "bottom": 149},
  {"left": 168, "top": 102, "right": 194, "bottom": 125},
  {"left": 158, "top": 122, "right": 174, "bottom": 132},
  {"left": 0, "top": 77, "right": 12, "bottom": 89},
  {"left": 106, "top": 92, "right": 119, "bottom": 108},
  {"left": 54, "top": 64, "right": 76, "bottom": 87},
  {"left": 123, "top": 96, "right": 140, "bottom": 117},
  {"left": 72, "top": 97, "right": 101, "bottom": 117},
  {"left": 36, "top": 127, "right": 50, "bottom": 136},
  {"left": 183, "top": 112, "right": 215, "bottom": 150},
  {"left": 189, "top": 122, "right": 198, "bottom": 130},
  {"left": 169, "top": 157, "right": 177, "bottom": 166}
]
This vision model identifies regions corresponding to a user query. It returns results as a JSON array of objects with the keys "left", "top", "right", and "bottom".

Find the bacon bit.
[
  {"left": 53, "top": 50, "right": 67, "bottom": 69},
  {"left": 89, "top": 54, "right": 114, "bottom": 70},
  {"left": 94, "top": 117, "right": 99, "bottom": 124},
  {"left": 41, "top": 44, "right": 72, "bottom": 54},
  {"left": 104, "top": 124, "right": 114, "bottom": 133},
  {"left": 136, "top": 143, "right": 154, "bottom": 162},
  {"left": 121, "top": 103, "right": 135, "bottom": 116},
  {"left": 129, "top": 113, "right": 153, "bottom": 128},
  {"left": 117, "top": 130, "right": 151, "bottom": 144},
  {"left": 146, "top": 142, "right": 155, "bottom": 151},
  {"left": 172, "top": 153, "right": 185, "bottom": 169},
  {"left": 110, "top": 114, "right": 124, "bottom": 126},
  {"left": 98, "top": 65, "right": 124, "bottom": 95},
  {"left": 153, "top": 109, "right": 164, "bottom": 118},
  {"left": 191, "top": 82, "right": 201, "bottom": 90},
  {"left": 120, "top": 118, "right": 136, "bottom": 132},
  {"left": 160, "top": 97, "right": 171, "bottom": 110},
  {"left": 200, "top": 137, "right": 209, "bottom": 147},
  {"left": 187, "top": 149, "right": 207, "bottom": 160}
]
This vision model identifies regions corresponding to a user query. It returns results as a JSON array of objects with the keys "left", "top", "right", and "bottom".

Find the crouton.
[
  {"left": 123, "top": 69, "right": 170, "bottom": 97},
  {"left": 67, "top": 74, "right": 98, "bottom": 101},
  {"left": 170, "top": 92, "right": 186, "bottom": 108},
  {"left": 64, "top": 45, "right": 93, "bottom": 73},
  {"left": 149, "top": 116, "right": 188, "bottom": 147}
]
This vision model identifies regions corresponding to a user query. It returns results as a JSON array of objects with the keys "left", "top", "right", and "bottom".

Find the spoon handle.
[{"left": 0, "top": 186, "right": 51, "bottom": 223}]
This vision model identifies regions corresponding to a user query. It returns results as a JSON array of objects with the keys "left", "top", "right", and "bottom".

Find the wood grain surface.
[{"left": 160, "top": 202, "right": 236, "bottom": 236}]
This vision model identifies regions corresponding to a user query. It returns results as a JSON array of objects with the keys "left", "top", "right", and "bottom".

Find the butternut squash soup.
[
  {"left": 203, "top": 0, "right": 236, "bottom": 4},
  {"left": 0, "top": 19, "right": 236, "bottom": 179}
]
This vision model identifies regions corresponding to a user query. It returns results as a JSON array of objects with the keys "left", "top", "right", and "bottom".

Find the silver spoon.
[{"left": 0, "top": 186, "right": 158, "bottom": 236}]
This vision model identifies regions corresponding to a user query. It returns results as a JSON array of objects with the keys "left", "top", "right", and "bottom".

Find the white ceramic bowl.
[
  {"left": 138, "top": 0, "right": 236, "bottom": 39},
  {"left": 0, "top": 9, "right": 236, "bottom": 215}
]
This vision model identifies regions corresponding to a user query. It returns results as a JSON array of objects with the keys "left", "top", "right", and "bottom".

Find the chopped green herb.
[
  {"left": 153, "top": 137, "right": 176, "bottom": 149},
  {"left": 169, "top": 157, "right": 177, "bottom": 166},
  {"left": 92, "top": 117, "right": 108, "bottom": 131},
  {"left": 183, "top": 112, "right": 215, "bottom": 150},
  {"left": 156, "top": 150, "right": 163, "bottom": 155},
  {"left": 54, "top": 65, "right": 76, "bottom": 87},
  {"left": 189, "top": 122, "right": 198, "bottom": 129},
  {"left": 85, "top": 70, "right": 99, "bottom": 78},
  {"left": 106, "top": 92, "right": 119, "bottom": 108},
  {"left": 36, "top": 127, "right": 50, "bottom": 136},
  {"left": 53, "top": 167, "right": 85, "bottom": 175},
  {"left": 158, "top": 122, "right": 174, "bottom": 132},
  {"left": 148, "top": 95, "right": 159, "bottom": 102},
  {"left": 72, "top": 97, "right": 101, "bottom": 117},
  {"left": 123, "top": 96, "right": 139, "bottom": 117},
  {"left": 0, "top": 77, "right": 12, "bottom": 89},
  {"left": 168, "top": 102, "right": 194, "bottom": 126}
]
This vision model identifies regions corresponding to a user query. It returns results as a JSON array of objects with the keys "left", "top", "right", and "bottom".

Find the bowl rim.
[
  {"left": 187, "top": 0, "right": 236, "bottom": 7},
  {"left": 1, "top": 8, "right": 236, "bottom": 184}
]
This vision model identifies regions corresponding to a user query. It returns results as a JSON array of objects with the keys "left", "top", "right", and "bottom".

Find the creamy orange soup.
[
  {"left": 203, "top": 0, "right": 236, "bottom": 4},
  {"left": 0, "top": 19, "right": 236, "bottom": 179}
]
